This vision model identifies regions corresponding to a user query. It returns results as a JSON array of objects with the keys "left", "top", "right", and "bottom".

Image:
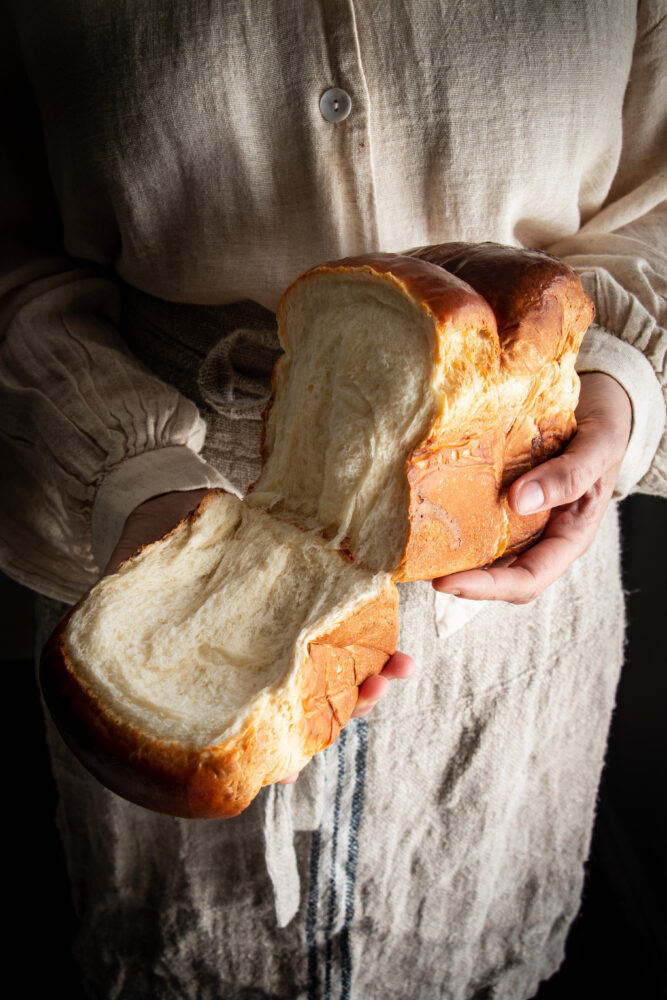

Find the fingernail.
[{"left": 516, "top": 481, "right": 545, "bottom": 515}]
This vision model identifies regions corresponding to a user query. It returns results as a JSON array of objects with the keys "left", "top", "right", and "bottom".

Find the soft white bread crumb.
[
  {"left": 64, "top": 491, "right": 388, "bottom": 749},
  {"left": 250, "top": 267, "right": 500, "bottom": 573}
]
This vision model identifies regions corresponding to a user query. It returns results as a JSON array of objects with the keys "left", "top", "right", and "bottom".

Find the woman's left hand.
[{"left": 432, "top": 371, "right": 632, "bottom": 605}]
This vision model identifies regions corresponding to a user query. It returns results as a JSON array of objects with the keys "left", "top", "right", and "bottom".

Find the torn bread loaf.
[
  {"left": 41, "top": 491, "right": 399, "bottom": 818},
  {"left": 250, "top": 244, "right": 594, "bottom": 578},
  {"left": 407, "top": 242, "right": 595, "bottom": 553},
  {"left": 41, "top": 242, "right": 593, "bottom": 818}
]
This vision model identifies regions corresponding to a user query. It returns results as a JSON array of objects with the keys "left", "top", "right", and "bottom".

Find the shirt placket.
[{"left": 316, "top": 0, "right": 379, "bottom": 254}]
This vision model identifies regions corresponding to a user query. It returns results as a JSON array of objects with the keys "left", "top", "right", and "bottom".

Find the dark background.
[{"left": 5, "top": 493, "right": 665, "bottom": 998}]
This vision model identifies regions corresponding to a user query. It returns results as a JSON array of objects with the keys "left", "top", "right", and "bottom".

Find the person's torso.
[{"left": 15, "top": 0, "right": 635, "bottom": 306}]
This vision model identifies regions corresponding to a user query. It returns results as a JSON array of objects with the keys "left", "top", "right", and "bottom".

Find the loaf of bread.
[
  {"left": 41, "top": 243, "right": 594, "bottom": 818},
  {"left": 250, "top": 242, "right": 594, "bottom": 577},
  {"left": 41, "top": 491, "right": 399, "bottom": 818},
  {"left": 407, "top": 242, "right": 595, "bottom": 554}
]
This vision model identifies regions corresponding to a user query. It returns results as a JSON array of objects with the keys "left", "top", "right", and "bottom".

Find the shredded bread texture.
[
  {"left": 64, "top": 493, "right": 386, "bottom": 748},
  {"left": 251, "top": 268, "right": 500, "bottom": 572}
]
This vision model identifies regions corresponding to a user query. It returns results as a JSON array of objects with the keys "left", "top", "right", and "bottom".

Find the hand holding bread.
[
  {"left": 434, "top": 370, "right": 632, "bottom": 602},
  {"left": 41, "top": 242, "right": 600, "bottom": 818}
]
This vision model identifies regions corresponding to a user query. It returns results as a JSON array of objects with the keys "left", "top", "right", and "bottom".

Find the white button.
[{"left": 319, "top": 87, "right": 352, "bottom": 123}]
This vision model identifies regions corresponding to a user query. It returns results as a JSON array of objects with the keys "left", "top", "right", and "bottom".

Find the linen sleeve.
[
  {"left": 546, "top": 0, "right": 666, "bottom": 500},
  {"left": 0, "top": 18, "right": 231, "bottom": 605}
]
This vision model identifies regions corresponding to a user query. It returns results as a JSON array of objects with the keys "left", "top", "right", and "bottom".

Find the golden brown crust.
[
  {"left": 406, "top": 242, "right": 594, "bottom": 372},
  {"left": 394, "top": 428, "right": 507, "bottom": 581},
  {"left": 40, "top": 544, "right": 399, "bottom": 819},
  {"left": 406, "top": 242, "right": 594, "bottom": 564},
  {"left": 297, "top": 582, "right": 399, "bottom": 756},
  {"left": 285, "top": 252, "right": 497, "bottom": 343}
]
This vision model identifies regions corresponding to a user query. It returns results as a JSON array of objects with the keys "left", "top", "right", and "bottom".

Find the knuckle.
[
  {"left": 576, "top": 477, "right": 609, "bottom": 525},
  {"left": 514, "top": 567, "right": 541, "bottom": 605},
  {"left": 562, "top": 461, "right": 588, "bottom": 501},
  {"left": 589, "top": 476, "right": 603, "bottom": 497},
  {"left": 585, "top": 478, "right": 604, "bottom": 510},
  {"left": 545, "top": 455, "right": 596, "bottom": 508},
  {"left": 515, "top": 587, "right": 539, "bottom": 605}
]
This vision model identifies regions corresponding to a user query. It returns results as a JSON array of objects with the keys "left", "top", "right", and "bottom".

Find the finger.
[
  {"left": 486, "top": 553, "right": 518, "bottom": 570},
  {"left": 379, "top": 651, "right": 416, "bottom": 680},
  {"left": 354, "top": 673, "right": 390, "bottom": 706},
  {"left": 434, "top": 477, "right": 609, "bottom": 603},
  {"left": 509, "top": 373, "right": 632, "bottom": 519},
  {"left": 352, "top": 652, "right": 416, "bottom": 718},
  {"left": 433, "top": 539, "right": 570, "bottom": 604},
  {"left": 278, "top": 773, "right": 300, "bottom": 785},
  {"left": 351, "top": 675, "right": 389, "bottom": 718},
  {"left": 509, "top": 424, "right": 609, "bottom": 517},
  {"left": 351, "top": 700, "right": 379, "bottom": 719}
]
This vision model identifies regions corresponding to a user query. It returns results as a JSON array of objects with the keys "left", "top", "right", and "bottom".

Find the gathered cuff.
[{"left": 575, "top": 324, "right": 665, "bottom": 498}]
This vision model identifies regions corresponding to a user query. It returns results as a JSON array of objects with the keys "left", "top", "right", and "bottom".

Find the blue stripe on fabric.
[
  {"left": 324, "top": 728, "right": 348, "bottom": 1000},
  {"left": 306, "top": 826, "right": 322, "bottom": 1000},
  {"left": 340, "top": 719, "right": 369, "bottom": 1000}
]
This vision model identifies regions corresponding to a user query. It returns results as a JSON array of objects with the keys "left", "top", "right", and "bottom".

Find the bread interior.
[
  {"left": 64, "top": 492, "right": 384, "bottom": 748},
  {"left": 249, "top": 272, "right": 441, "bottom": 571},
  {"left": 250, "top": 270, "right": 500, "bottom": 573}
]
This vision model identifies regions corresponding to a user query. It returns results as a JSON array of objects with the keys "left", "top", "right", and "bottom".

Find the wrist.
[
  {"left": 91, "top": 446, "right": 233, "bottom": 574},
  {"left": 103, "top": 488, "right": 212, "bottom": 577},
  {"left": 577, "top": 372, "right": 632, "bottom": 461}
]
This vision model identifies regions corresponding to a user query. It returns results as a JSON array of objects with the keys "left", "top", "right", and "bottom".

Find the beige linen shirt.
[{"left": 1, "top": 0, "right": 665, "bottom": 603}]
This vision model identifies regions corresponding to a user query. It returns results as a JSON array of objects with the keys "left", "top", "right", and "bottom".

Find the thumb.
[
  {"left": 509, "top": 422, "right": 610, "bottom": 516},
  {"left": 509, "top": 371, "right": 633, "bottom": 516}
]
